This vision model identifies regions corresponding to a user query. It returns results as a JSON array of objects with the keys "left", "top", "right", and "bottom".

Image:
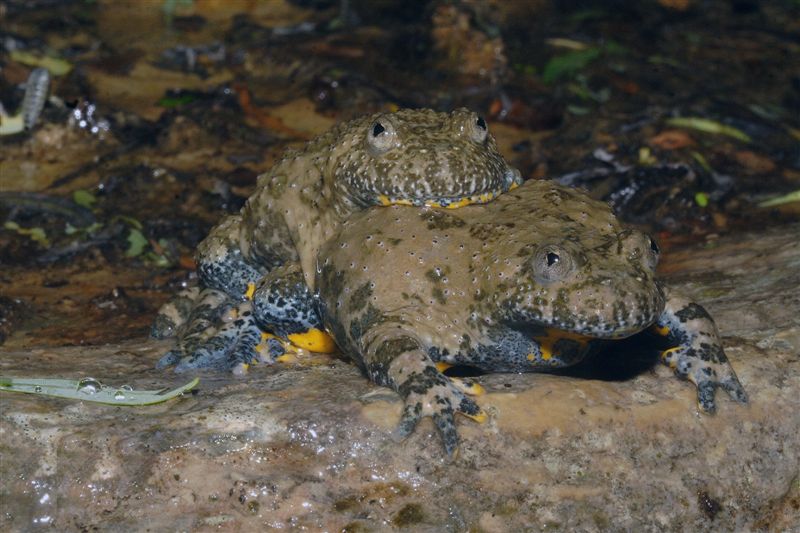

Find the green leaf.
[
  {"left": 4, "top": 221, "right": 50, "bottom": 247},
  {"left": 73, "top": 189, "right": 97, "bottom": 208},
  {"left": 542, "top": 47, "right": 602, "bottom": 83},
  {"left": 125, "top": 228, "right": 148, "bottom": 257},
  {"left": 690, "top": 151, "right": 713, "bottom": 173},
  {"left": 758, "top": 189, "right": 800, "bottom": 208},
  {"left": 157, "top": 95, "right": 196, "bottom": 108},
  {"left": 0, "top": 376, "right": 199, "bottom": 406},
  {"left": 694, "top": 192, "right": 709, "bottom": 207},
  {"left": 0, "top": 113, "right": 25, "bottom": 136},
  {"left": 666, "top": 117, "right": 752, "bottom": 143},
  {"left": 9, "top": 50, "right": 72, "bottom": 75},
  {"left": 114, "top": 215, "right": 143, "bottom": 230}
]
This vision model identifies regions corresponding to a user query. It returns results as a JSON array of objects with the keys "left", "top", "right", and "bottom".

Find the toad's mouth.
[
  {"left": 375, "top": 167, "right": 522, "bottom": 209},
  {"left": 378, "top": 179, "right": 520, "bottom": 209}
]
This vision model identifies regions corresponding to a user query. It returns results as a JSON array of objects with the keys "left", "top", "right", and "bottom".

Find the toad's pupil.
[
  {"left": 372, "top": 122, "right": 385, "bottom": 136},
  {"left": 650, "top": 238, "right": 660, "bottom": 254},
  {"left": 546, "top": 252, "right": 560, "bottom": 266},
  {"left": 476, "top": 116, "right": 487, "bottom": 130}
]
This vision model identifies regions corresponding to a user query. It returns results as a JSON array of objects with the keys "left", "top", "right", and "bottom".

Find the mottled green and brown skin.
[
  {"left": 154, "top": 108, "right": 522, "bottom": 372},
  {"left": 318, "top": 179, "right": 748, "bottom": 454}
]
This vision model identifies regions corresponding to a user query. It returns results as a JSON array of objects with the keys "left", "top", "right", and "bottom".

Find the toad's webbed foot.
[
  {"left": 366, "top": 336, "right": 485, "bottom": 456},
  {"left": 394, "top": 365, "right": 484, "bottom": 456},
  {"left": 156, "top": 298, "right": 289, "bottom": 373},
  {"left": 151, "top": 286, "right": 200, "bottom": 340},
  {"left": 154, "top": 288, "right": 231, "bottom": 368},
  {"left": 654, "top": 288, "right": 748, "bottom": 413}
]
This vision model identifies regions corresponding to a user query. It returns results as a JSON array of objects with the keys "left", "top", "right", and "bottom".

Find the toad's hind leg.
[
  {"left": 251, "top": 263, "right": 336, "bottom": 353},
  {"left": 195, "top": 214, "right": 270, "bottom": 297},
  {"left": 173, "top": 263, "right": 335, "bottom": 374},
  {"left": 653, "top": 287, "right": 748, "bottom": 413}
]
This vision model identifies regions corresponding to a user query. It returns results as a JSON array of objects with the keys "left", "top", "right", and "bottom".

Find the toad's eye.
[
  {"left": 366, "top": 119, "right": 397, "bottom": 154},
  {"left": 649, "top": 236, "right": 660, "bottom": 255},
  {"left": 532, "top": 245, "right": 575, "bottom": 284},
  {"left": 463, "top": 111, "right": 489, "bottom": 143}
]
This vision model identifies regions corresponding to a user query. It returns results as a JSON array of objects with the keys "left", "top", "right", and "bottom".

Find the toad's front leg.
[
  {"left": 653, "top": 287, "right": 748, "bottom": 413},
  {"left": 362, "top": 330, "right": 485, "bottom": 456}
]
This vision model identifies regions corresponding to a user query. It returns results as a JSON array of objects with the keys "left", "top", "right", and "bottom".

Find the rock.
[{"left": 1, "top": 224, "right": 798, "bottom": 530}]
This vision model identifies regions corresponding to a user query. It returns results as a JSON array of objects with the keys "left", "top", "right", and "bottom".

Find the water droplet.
[
  {"left": 119, "top": 384, "right": 133, "bottom": 391},
  {"left": 77, "top": 377, "right": 102, "bottom": 395},
  {"left": 34, "top": 385, "right": 43, "bottom": 393},
  {"left": 113, "top": 390, "right": 126, "bottom": 400}
]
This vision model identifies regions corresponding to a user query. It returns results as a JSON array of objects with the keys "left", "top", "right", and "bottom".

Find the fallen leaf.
[
  {"left": 649, "top": 130, "right": 695, "bottom": 150},
  {"left": 733, "top": 150, "right": 777, "bottom": 174},
  {"left": 233, "top": 84, "right": 309, "bottom": 139}
]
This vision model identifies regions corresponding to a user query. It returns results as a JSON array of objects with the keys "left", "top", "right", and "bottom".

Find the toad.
[
  {"left": 315, "top": 179, "right": 748, "bottom": 454},
  {"left": 154, "top": 108, "right": 522, "bottom": 371}
]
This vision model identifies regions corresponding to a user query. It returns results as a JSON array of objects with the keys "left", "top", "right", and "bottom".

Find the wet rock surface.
[{"left": 2, "top": 224, "right": 798, "bottom": 531}]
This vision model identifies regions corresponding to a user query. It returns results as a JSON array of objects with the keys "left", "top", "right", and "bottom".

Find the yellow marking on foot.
[
  {"left": 463, "top": 410, "right": 488, "bottom": 424},
  {"left": 461, "top": 381, "right": 485, "bottom": 396},
  {"left": 661, "top": 347, "right": 682, "bottom": 367},
  {"left": 531, "top": 329, "right": 592, "bottom": 363},
  {"left": 287, "top": 328, "right": 337, "bottom": 353},
  {"left": 435, "top": 361, "right": 453, "bottom": 372},
  {"left": 255, "top": 332, "right": 277, "bottom": 354},
  {"left": 221, "top": 307, "right": 239, "bottom": 322},
  {"left": 276, "top": 353, "right": 298, "bottom": 363},
  {"left": 540, "top": 346, "right": 553, "bottom": 360},
  {"left": 245, "top": 282, "right": 256, "bottom": 300},
  {"left": 450, "top": 377, "right": 486, "bottom": 396},
  {"left": 652, "top": 324, "right": 670, "bottom": 336}
]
